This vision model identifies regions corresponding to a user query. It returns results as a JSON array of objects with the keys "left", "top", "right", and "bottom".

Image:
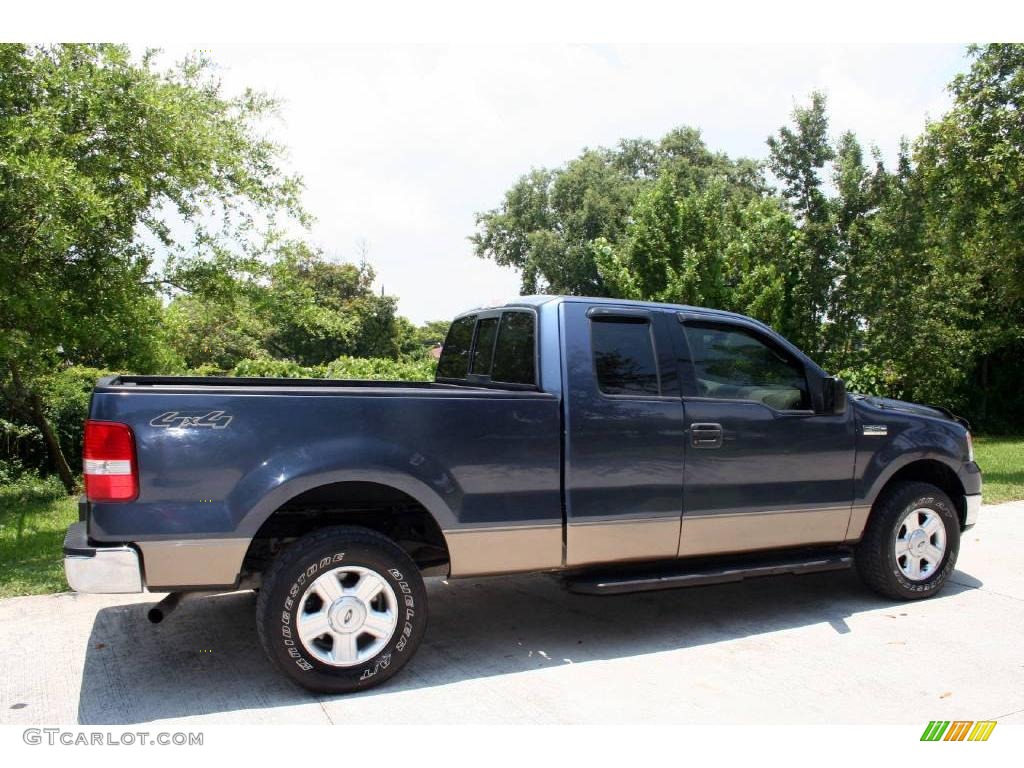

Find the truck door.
[
  {"left": 673, "top": 316, "right": 856, "bottom": 556},
  {"left": 562, "top": 302, "right": 685, "bottom": 566}
]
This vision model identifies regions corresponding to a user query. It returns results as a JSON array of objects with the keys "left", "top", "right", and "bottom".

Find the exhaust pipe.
[
  {"left": 147, "top": 590, "right": 217, "bottom": 624},
  {"left": 147, "top": 592, "right": 183, "bottom": 623}
]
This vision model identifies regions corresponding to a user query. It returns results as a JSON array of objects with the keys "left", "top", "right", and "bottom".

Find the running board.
[{"left": 564, "top": 549, "right": 853, "bottom": 595}]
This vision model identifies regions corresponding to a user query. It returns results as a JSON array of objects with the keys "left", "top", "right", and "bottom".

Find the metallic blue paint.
[
  {"left": 84, "top": 296, "right": 980, "bottom": 576},
  {"left": 88, "top": 386, "right": 561, "bottom": 542}
]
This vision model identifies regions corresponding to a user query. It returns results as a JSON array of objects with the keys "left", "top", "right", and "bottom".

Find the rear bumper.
[
  {"left": 63, "top": 522, "right": 143, "bottom": 594},
  {"left": 964, "top": 493, "right": 982, "bottom": 531}
]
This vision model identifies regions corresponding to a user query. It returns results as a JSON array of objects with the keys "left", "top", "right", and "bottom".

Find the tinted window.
[
  {"left": 592, "top": 319, "right": 660, "bottom": 396},
  {"left": 491, "top": 311, "right": 536, "bottom": 384},
  {"left": 683, "top": 323, "right": 809, "bottom": 410},
  {"left": 436, "top": 316, "right": 475, "bottom": 379},
  {"left": 470, "top": 317, "right": 499, "bottom": 375}
]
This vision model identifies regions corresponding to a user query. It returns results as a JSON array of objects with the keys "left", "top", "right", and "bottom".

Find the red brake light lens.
[{"left": 83, "top": 420, "right": 138, "bottom": 502}]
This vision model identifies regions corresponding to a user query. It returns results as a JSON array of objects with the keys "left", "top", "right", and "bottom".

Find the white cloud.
[{"left": 157, "top": 43, "right": 968, "bottom": 323}]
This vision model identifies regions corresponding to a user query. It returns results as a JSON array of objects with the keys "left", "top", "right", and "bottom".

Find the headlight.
[{"left": 966, "top": 431, "right": 974, "bottom": 463}]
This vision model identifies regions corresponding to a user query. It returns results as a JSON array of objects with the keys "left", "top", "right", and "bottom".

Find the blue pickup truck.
[{"left": 64, "top": 295, "right": 982, "bottom": 692}]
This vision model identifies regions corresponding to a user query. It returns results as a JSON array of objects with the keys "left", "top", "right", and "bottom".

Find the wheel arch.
[
  {"left": 869, "top": 458, "right": 968, "bottom": 527},
  {"left": 240, "top": 475, "right": 454, "bottom": 580}
]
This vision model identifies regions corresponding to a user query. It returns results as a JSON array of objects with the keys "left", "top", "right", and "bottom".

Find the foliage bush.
[
  {"left": 1, "top": 366, "right": 114, "bottom": 479},
  {"left": 0, "top": 419, "right": 42, "bottom": 471},
  {"left": 835, "top": 363, "right": 906, "bottom": 400},
  {"left": 324, "top": 355, "right": 436, "bottom": 381},
  {"left": 232, "top": 357, "right": 326, "bottom": 379},
  {"left": 41, "top": 366, "right": 116, "bottom": 472},
  {"left": 0, "top": 467, "right": 65, "bottom": 503},
  {"left": 230, "top": 354, "right": 436, "bottom": 381}
]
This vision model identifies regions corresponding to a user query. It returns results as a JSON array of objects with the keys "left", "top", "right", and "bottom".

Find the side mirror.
[{"left": 822, "top": 376, "right": 847, "bottom": 415}]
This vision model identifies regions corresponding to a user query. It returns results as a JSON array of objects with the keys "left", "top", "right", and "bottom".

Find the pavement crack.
[
  {"left": 315, "top": 695, "right": 336, "bottom": 724},
  {"left": 989, "top": 705, "right": 1024, "bottom": 720},
  {"left": 949, "top": 578, "right": 1024, "bottom": 603}
]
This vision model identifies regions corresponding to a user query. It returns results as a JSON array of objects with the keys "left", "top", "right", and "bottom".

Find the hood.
[{"left": 852, "top": 395, "right": 970, "bottom": 430}]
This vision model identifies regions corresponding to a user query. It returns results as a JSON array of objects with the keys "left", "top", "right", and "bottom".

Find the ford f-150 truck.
[{"left": 64, "top": 296, "right": 982, "bottom": 693}]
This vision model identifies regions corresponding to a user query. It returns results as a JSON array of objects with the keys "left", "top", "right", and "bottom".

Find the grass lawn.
[
  {"left": 974, "top": 436, "right": 1024, "bottom": 505},
  {"left": 0, "top": 477, "right": 77, "bottom": 599}
]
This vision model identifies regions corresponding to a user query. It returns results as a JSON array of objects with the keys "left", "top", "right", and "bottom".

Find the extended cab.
[{"left": 64, "top": 296, "right": 982, "bottom": 692}]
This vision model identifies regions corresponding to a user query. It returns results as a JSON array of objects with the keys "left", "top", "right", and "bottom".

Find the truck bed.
[{"left": 100, "top": 374, "right": 543, "bottom": 396}]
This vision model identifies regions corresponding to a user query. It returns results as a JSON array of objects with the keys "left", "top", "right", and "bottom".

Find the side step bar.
[{"left": 564, "top": 549, "right": 853, "bottom": 595}]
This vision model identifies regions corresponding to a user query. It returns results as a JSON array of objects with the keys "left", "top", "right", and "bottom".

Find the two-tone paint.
[{"left": 78, "top": 296, "right": 981, "bottom": 590}]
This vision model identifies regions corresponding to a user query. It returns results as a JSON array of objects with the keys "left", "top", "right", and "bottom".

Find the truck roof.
[{"left": 459, "top": 294, "right": 767, "bottom": 328}]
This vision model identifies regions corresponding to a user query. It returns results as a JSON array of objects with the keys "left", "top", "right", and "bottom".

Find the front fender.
[{"left": 858, "top": 418, "right": 968, "bottom": 508}]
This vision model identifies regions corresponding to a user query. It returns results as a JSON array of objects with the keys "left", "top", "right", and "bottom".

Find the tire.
[
  {"left": 256, "top": 525, "right": 428, "bottom": 694},
  {"left": 855, "top": 481, "right": 960, "bottom": 600}
]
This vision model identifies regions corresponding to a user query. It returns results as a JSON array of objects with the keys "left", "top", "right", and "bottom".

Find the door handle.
[{"left": 691, "top": 423, "right": 723, "bottom": 449}]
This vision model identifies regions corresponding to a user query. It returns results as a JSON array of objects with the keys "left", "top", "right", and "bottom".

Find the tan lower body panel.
[
  {"left": 845, "top": 504, "right": 873, "bottom": 541},
  {"left": 445, "top": 524, "right": 563, "bottom": 577},
  {"left": 566, "top": 517, "right": 680, "bottom": 567},
  {"left": 677, "top": 507, "right": 852, "bottom": 557},
  {"left": 137, "top": 538, "right": 250, "bottom": 588}
]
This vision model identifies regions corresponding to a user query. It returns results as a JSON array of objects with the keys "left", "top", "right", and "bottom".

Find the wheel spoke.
[
  {"left": 352, "top": 571, "right": 385, "bottom": 604},
  {"left": 894, "top": 538, "right": 910, "bottom": 556},
  {"left": 922, "top": 514, "right": 943, "bottom": 537},
  {"left": 923, "top": 543, "right": 944, "bottom": 565},
  {"left": 904, "top": 556, "right": 921, "bottom": 579},
  {"left": 313, "top": 571, "right": 344, "bottom": 604},
  {"left": 331, "top": 632, "right": 359, "bottom": 664},
  {"left": 298, "top": 610, "right": 332, "bottom": 644},
  {"left": 362, "top": 610, "right": 395, "bottom": 639}
]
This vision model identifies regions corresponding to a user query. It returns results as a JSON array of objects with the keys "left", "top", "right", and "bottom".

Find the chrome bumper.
[
  {"left": 64, "top": 522, "right": 144, "bottom": 594},
  {"left": 964, "top": 493, "right": 982, "bottom": 529}
]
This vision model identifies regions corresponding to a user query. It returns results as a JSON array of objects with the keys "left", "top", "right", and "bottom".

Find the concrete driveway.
[{"left": 1, "top": 501, "right": 1022, "bottom": 726}]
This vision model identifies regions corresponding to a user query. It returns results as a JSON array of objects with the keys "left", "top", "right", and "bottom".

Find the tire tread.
[
  {"left": 256, "top": 525, "right": 425, "bottom": 693},
  {"left": 855, "top": 481, "right": 958, "bottom": 600}
]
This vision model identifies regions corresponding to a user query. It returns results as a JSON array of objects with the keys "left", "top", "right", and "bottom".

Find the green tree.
[
  {"left": 912, "top": 44, "right": 1024, "bottom": 425},
  {"left": 260, "top": 242, "right": 406, "bottom": 365},
  {"left": 474, "top": 128, "right": 767, "bottom": 297},
  {"left": 0, "top": 44, "right": 305, "bottom": 491},
  {"left": 471, "top": 150, "right": 637, "bottom": 295},
  {"left": 163, "top": 294, "right": 266, "bottom": 371},
  {"left": 766, "top": 91, "right": 837, "bottom": 355}
]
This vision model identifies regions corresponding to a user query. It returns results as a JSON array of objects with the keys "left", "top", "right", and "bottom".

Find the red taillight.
[{"left": 83, "top": 420, "right": 138, "bottom": 502}]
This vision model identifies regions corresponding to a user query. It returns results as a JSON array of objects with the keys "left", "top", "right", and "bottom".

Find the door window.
[
  {"left": 683, "top": 322, "right": 809, "bottom": 410},
  {"left": 591, "top": 318, "right": 660, "bottom": 396}
]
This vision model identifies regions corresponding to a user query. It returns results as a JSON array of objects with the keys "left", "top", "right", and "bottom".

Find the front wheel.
[
  {"left": 855, "top": 481, "right": 960, "bottom": 600},
  {"left": 256, "top": 526, "right": 428, "bottom": 693}
]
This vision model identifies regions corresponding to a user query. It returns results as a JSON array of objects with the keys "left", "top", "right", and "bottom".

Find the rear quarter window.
[
  {"left": 436, "top": 310, "right": 537, "bottom": 386},
  {"left": 469, "top": 317, "right": 500, "bottom": 375},
  {"left": 436, "top": 316, "right": 475, "bottom": 379},
  {"left": 491, "top": 311, "right": 536, "bottom": 385}
]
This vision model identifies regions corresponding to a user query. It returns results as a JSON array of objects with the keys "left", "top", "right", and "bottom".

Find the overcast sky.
[{"left": 164, "top": 44, "right": 969, "bottom": 324}]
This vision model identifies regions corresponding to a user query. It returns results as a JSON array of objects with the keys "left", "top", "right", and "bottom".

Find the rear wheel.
[
  {"left": 855, "top": 481, "right": 960, "bottom": 600},
  {"left": 256, "top": 526, "right": 427, "bottom": 693}
]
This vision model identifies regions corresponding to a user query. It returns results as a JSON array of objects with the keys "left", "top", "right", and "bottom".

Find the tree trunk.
[
  {"left": 979, "top": 354, "right": 990, "bottom": 425},
  {"left": 7, "top": 361, "right": 77, "bottom": 494}
]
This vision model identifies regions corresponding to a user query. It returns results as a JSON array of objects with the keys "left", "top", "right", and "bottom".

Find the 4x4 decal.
[{"left": 150, "top": 411, "right": 233, "bottom": 429}]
